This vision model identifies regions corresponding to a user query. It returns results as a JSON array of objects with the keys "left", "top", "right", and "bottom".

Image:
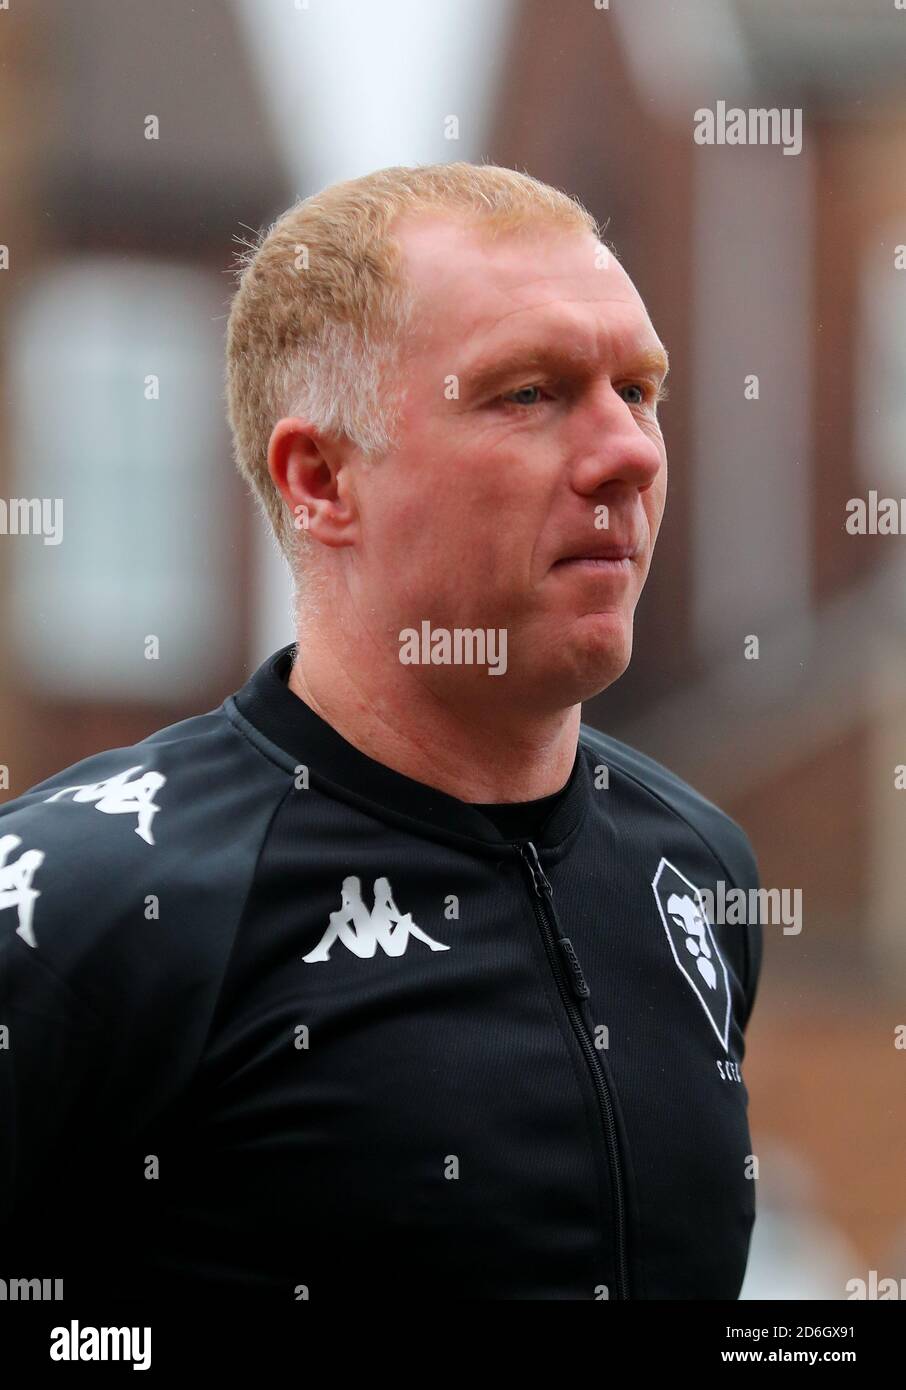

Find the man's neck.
[{"left": 286, "top": 637, "right": 580, "bottom": 804}]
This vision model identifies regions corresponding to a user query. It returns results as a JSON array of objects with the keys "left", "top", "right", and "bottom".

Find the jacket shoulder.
[
  {"left": 579, "top": 721, "right": 759, "bottom": 889},
  {"left": 0, "top": 702, "right": 290, "bottom": 998},
  {"left": 0, "top": 702, "right": 296, "bottom": 1193},
  {"left": 580, "top": 721, "right": 763, "bottom": 1026}
]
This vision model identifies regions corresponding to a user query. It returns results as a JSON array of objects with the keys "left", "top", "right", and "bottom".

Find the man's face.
[{"left": 348, "top": 216, "right": 669, "bottom": 711}]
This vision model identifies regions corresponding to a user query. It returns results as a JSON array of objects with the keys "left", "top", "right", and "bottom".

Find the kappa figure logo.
[
  {"left": 303, "top": 876, "right": 449, "bottom": 962},
  {"left": 43, "top": 765, "right": 165, "bottom": 844},
  {"left": 651, "top": 857, "right": 731, "bottom": 1051},
  {"left": 0, "top": 833, "right": 45, "bottom": 949}
]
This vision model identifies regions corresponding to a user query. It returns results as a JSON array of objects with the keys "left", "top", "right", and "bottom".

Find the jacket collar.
[{"left": 229, "top": 644, "right": 590, "bottom": 854}]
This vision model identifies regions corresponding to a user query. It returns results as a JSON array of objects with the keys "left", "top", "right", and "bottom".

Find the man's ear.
[{"left": 267, "top": 417, "right": 358, "bottom": 549}]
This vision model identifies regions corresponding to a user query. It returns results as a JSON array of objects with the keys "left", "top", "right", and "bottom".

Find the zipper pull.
[
  {"left": 557, "top": 936, "right": 591, "bottom": 1000},
  {"left": 519, "top": 843, "right": 590, "bottom": 1000},
  {"left": 520, "top": 840, "right": 554, "bottom": 898}
]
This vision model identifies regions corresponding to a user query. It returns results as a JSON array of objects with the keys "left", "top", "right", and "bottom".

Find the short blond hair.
[{"left": 224, "top": 162, "right": 601, "bottom": 566}]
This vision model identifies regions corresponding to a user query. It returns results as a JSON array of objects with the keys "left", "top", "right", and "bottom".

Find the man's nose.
[{"left": 568, "top": 385, "right": 664, "bottom": 495}]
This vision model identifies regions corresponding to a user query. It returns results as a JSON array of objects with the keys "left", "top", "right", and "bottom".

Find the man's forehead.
[
  {"left": 396, "top": 215, "right": 653, "bottom": 353},
  {"left": 396, "top": 214, "right": 619, "bottom": 295},
  {"left": 458, "top": 306, "right": 668, "bottom": 378}
]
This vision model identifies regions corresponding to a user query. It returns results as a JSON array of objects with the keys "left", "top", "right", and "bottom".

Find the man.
[{"left": 0, "top": 162, "right": 762, "bottom": 1301}]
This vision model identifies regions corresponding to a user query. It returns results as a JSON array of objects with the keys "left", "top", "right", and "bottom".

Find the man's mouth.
[{"left": 553, "top": 544, "right": 639, "bottom": 571}]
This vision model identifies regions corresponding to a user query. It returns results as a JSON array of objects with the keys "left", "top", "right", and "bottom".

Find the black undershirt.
[{"left": 471, "top": 788, "right": 568, "bottom": 843}]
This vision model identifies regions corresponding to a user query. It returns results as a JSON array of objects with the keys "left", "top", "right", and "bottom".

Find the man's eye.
[
  {"left": 500, "top": 384, "right": 547, "bottom": 408},
  {"left": 497, "top": 381, "right": 667, "bottom": 411},
  {"left": 621, "top": 382, "right": 669, "bottom": 408}
]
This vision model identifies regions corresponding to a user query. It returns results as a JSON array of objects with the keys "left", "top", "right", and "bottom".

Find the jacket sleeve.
[
  {"left": 0, "top": 726, "right": 287, "bottom": 1270},
  {"left": 0, "top": 929, "right": 108, "bottom": 1230},
  {"left": 0, "top": 780, "right": 162, "bottom": 1265}
]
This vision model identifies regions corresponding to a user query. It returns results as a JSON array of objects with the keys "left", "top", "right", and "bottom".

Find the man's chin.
[
  {"left": 535, "top": 614, "right": 634, "bottom": 706},
  {"left": 574, "top": 647, "right": 632, "bottom": 703}
]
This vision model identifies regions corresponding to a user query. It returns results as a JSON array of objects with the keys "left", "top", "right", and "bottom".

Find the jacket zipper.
[{"left": 517, "top": 839, "right": 630, "bottom": 1301}]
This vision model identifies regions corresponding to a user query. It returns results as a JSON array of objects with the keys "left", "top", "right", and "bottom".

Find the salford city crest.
[{"left": 651, "top": 857, "right": 731, "bottom": 1051}]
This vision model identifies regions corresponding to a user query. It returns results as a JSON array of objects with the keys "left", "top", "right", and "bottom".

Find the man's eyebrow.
[
  {"left": 636, "top": 345, "right": 670, "bottom": 380},
  {"left": 459, "top": 341, "right": 670, "bottom": 399}
]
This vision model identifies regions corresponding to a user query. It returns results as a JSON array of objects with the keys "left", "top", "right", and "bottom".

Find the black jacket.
[{"left": 0, "top": 644, "right": 762, "bottom": 1301}]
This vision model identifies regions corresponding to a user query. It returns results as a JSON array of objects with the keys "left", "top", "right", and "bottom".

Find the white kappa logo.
[
  {"left": 0, "top": 833, "right": 45, "bottom": 949},
  {"left": 303, "top": 876, "right": 449, "bottom": 962},
  {"left": 43, "top": 765, "right": 165, "bottom": 844},
  {"left": 651, "top": 857, "right": 731, "bottom": 1051}
]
